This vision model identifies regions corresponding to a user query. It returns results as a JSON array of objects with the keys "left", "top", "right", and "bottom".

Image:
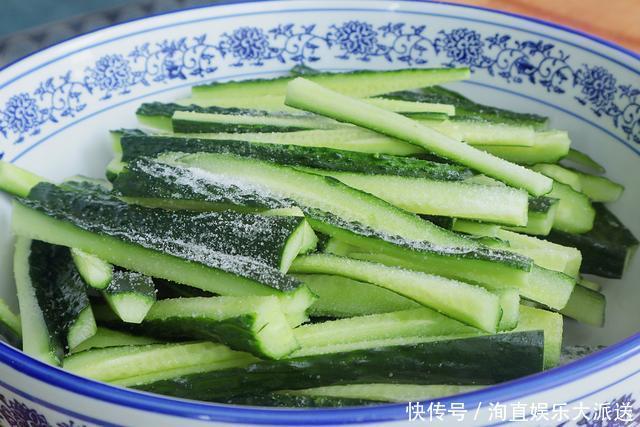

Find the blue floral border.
[{"left": 0, "top": 21, "right": 638, "bottom": 159}]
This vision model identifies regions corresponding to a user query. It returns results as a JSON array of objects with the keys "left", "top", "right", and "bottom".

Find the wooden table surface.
[{"left": 448, "top": 0, "right": 640, "bottom": 53}]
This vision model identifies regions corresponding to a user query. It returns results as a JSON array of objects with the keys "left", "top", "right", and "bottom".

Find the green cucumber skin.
[
  {"left": 135, "top": 332, "right": 543, "bottom": 400},
  {"left": 222, "top": 393, "right": 378, "bottom": 407},
  {"left": 28, "top": 241, "right": 95, "bottom": 351},
  {"left": 117, "top": 134, "right": 473, "bottom": 181},
  {"left": 112, "top": 158, "right": 293, "bottom": 211},
  {"left": 104, "top": 270, "right": 156, "bottom": 301},
  {"left": 172, "top": 119, "right": 311, "bottom": 134},
  {"left": 100, "top": 312, "right": 274, "bottom": 359},
  {"left": 20, "top": 183, "right": 303, "bottom": 290},
  {"left": 380, "top": 87, "right": 548, "bottom": 128},
  {"left": 548, "top": 204, "right": 639, "bottom": 278},
  {"left": 529, "top": 196, "right": 559, "bottom": 213}
]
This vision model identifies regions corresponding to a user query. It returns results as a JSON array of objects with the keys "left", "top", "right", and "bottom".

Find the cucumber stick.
[
  {"left": 506, "top": 196, "right": 559, "bottom": 236},
  {"left": 560, "top": 284, "right": 606, "bottom": 327},
  {"left": 64, "top": 341, "right": 257, "bottom": 385},
  {"left": 14, "top": 238, "right": 97, "bottom": 364},
  {"left": 561, "top": 148, "right": 606, "bottom": 174},
  {"left": 69, "top": 327, "right": 161, "bottom": 354},
  {"left": 71, "top": 248, "right": 113, "bottom": 290},
  {"left": 307, "top": 169, "right": 528, "bottom": 226},
  {"left": 548, "top": 181, "right": 595, "bottom": 234},
  {"left": 10, "top": 185, "right": 316, "bottom": 326},
  {"left": 285, "top": 78, "right": 552, "bottom": 196},
  {"left": 0, "top": 298, "right": 21, "bottom": 348},
  {"left": 192, "top": 67, "right": 470, "bottom": 100},
  {"left": 103, "top": 296, "right": 299, "bottom": 359},
  {"left": 532, "top": 163, "right": 624, "bottom": 202},
  {"left": 134, "top": 332, "right": 544, "bottom": 400},
  {"left": 291, "top": 308, "right": 478, "bottom": 357},
  {"left": 481, "top": 131, "right": 571, "bottom": 165},
  {"left": 290, "top": 254, "right": 502, "bottom": 332},
  {"left": 515, "top": 305, "right": 562, "bottom": 369},
  {"left": 103, "top": 270, "right": 156, "bottom": 324}
]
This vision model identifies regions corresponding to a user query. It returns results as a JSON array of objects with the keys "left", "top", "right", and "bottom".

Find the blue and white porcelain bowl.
[{"left": 0, "top": 1, "right": 638, "bottom": 425}]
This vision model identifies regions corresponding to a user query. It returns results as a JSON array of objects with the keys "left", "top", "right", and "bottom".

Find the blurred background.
[{"left": 1, "top": 0, "right": 638, "bottom": 67}]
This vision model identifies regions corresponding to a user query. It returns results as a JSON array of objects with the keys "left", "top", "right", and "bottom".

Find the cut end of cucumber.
[
  {"left": 71, "top": 248, "right": 113, "bottom": 290},
  {"left": 516, "top": 305, "right": 563, "bottom": 369},
  {"left": 66, "top": 307, "right": 98, "bottom": 351},
  {"left": 279, "top": 285, "right": 317, "bottom": 327},
  {"left": 280, "top": 219, "right": 318, "bottom": 273},
  {"left": 106, "top": 293, "right": 156, "bottom": 324}
]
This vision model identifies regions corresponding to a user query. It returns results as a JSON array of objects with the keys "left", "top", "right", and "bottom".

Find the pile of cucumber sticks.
[{"left": 0, "top": 65, "right": 637, "bottom": 406}]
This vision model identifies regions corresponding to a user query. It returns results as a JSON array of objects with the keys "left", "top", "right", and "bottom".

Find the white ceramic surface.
[{"left": 0, "top": 1, "right": 638, "bottom": 425}]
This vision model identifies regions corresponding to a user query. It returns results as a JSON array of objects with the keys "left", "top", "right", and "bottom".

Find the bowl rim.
[{"left": 0, "top": 0, "right": 638, "bottom": 424}]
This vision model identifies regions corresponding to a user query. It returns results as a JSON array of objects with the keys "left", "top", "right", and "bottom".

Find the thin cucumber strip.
[
  {"left": 296, "top": 274, "right": 419, "bottom": 317},
  {"left": 531, "top": 164, "right": 582, "bottom": 191},
  {"left": 519, "top": 266, "right": 575, "bottom": 311},
  {"left": 548, "top": 204, "right": 639, "bottom": 279},
  {"left": 71, "top": 248, "right": 113, "bottom": 290},
  {"left": 561, "top": 148, "right": 606, "bottom": 174},
  {"left": 115, "top": 134, "right": 473, "bottom": 181},
  {"left": 0, "top": 298, "right": 21, "bottom": 348},
  {"left": 284, "top": 384, "right": 482, "bottom": 403},
  {"left": 309, "top": 169, "right": 528, "bottom": 226},
  {"left": 171, "top": 110, "right": 341, "bottom": 134},
  {"left": 514, "top": 305, "right": 563, "bottom": 369},
  {"left": 364, "top": 98, "right": 455, "bottom": 115},
  {"left": 548, "top": 181, "right": 596, "bottom": 234},
  {"left": 103, "top": 296, "right": 299, "bottom": 359},
  {"left": 451, "top": 219, "right": 501, "bottom": 237},
  {"left": 290, "top": 254, "right": 502, "bottom": 332},
  {"left": 13, "top": 237, "right": 61, "bottom": 364},
  {"left": 291, "top": 308, "right": 478, "bottom": 357},
  {"left": 63, "top": 341, "right": 257, "bottom": 384},
  {"left": 481, "top": 131, "right": 571, "bottom": 165},
  {"left": 192, "top": 67, "right": 471, "bottom": 100},
  {"left": 559, "top": 284, "right": 606, "bottom": 327},
  {"left": 134, "top": 332, "right": 544, "bottom": 399},
  {"left": 69, "top": 327, "right": 161, "bottom": 354},
  {"left": 103, "top": 270, "right": 157, "bottom": 324},
  {"left": 27, "top": 240, "right": 97, "bottom": 351},
  {"left": 285, "top": 78, "right": 552, "bottom": 196},
  {"left": 11, "top": 203, "right": 316, "bottom": 326},
  {"left": 382, "top": 87, "right": 549, "bottom": 129},
  {"left": 416, "top": 119, "right": 536, "bottom": 147},
  {"left": 574, "top": 170, "right": 624, "bottom": 202},
  {"left": 305, "top": 209, "right": 532, "bottom": 290}
]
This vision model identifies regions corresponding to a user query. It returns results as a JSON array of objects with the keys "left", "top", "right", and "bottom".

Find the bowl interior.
[{"left": 0, "top": 0, "right": 638, "bottom": 356}]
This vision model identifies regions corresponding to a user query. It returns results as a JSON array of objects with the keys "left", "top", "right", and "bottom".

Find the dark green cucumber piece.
[
  {"left": 548, "top": 203, "right": 639, "bottom": 278},
  {"left": 290, "top": 254, "right": 501, "bottom": 332},
  {"left": 304, "top": 209, "right": 532, "bottom": 290},
  {"left": 561, "top": 148, "right": 606, "bottom": 174},
  {"left": 560, "top": 284, "right": 606, "bottom": 327},
  {"left": 15, "top": 238, "right": 97, "bottom": 359},
  {"left": 281, "top": 384, "right": 481, "bottom": 403},
  {"left": 192, "top": 67, "right": 471, "bottom": 101},
  {"left": 10, "top": 185, "right": 316, "bottom": 326},
  {"left": 98, "top": 296, "right": 298, "bottom": 359},
  {"left": 480, "top": 131, "right": 571, "bottom": 165},
  {"left": 291, "top": 308, "right": 478, "bottom": 357},
  {"left": 71, "top": 248, "right": 113, "bottom": 290},
  {"left": 114, "top": 134, "right": 473, "bottom": 181},
  {"left": 307, "top": 169, "right": 528, "bottom": 226},
  {"left": 285, "top": 78, "right": 552, "bottom": 196},
  {"left": 14, "top": 237, "right": 61, "bottom": 364},
  {"left": 223, "top": 393, "right": 377, "bottom": 407},
  {"left": 0, "top": 298, "right": 21, "bottom": 348},
  {"left": 63, "top": 341, "right": 258, "bottom": 385},
  {"left": 134, "top": 332, "right": 544, "bottom": 399},
  {"left": 103, "top": 270, "right": 157, "bottom": 324},
  {"left": 506, "top": 196, "right": 559, "bottom": 236},
  {"left": 69, "top": 327, "right": 161, "bottom": 354},
  {"left": 296, "top": 274, "right": 419, "bottom": 317},
  {"left": 381, "top": 86, "right": 549, "bottom": 129}
]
